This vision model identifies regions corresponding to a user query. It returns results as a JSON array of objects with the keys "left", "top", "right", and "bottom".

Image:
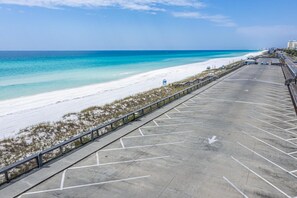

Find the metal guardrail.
[
  {"left": 278, "top": 52, "right": 297, "bottom": 113},
  {"left": 0, "top": 63, "right": 243, "bottom": 186},
  {"left": 285, "top": 58, "right": 297, "bottom": 80},
  {"left": 278, "top": 52, "right": 297, "bottom": 80}
]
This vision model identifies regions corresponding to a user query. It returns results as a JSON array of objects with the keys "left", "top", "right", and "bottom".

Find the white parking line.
[
  {"left": 120, "top": 138, "right": 125, "bottom": 149},
  {"left": 240, "top": 131, "right": 297, "bottom": 161},
  {"left": 100, "top": 140, "right": 185, "bottom": 152},
  {"left": 165, "top": 113, "right": 171, "bottom": 119},
  {"left": 286, "top": 137, "right": 297, "bottom": 141},
  {"left": 257, "top": 106, "right": 293, "bottom": 119},
  {"left": 240, "top": 131, "right": 286, "bottom": 154},
  {"left": 69, "top": 156, "right": 170, "bottom": 170},
  {"left": 225, "top": 78, "right": 283, "bottom": 85},
  {"left": 60, "top": 170, "right": 66, "bottom": 190},
  {"left": 285, "top": 119, "right": 297, "bottom": 123},
  {"left": 162, "top": 113, "right": 189, "bottom": 119},
  {"left": 246, "top": 123, "right": 288, "bottom": 142},
  {"left": 179, "top": 110, "right": 194, "bottom": 113},
  {"left": 259, "top": 112, "right": 295, "bottom": 127},
  {"left": 19, "top": 188, "right": 61, "bottom": 197},
  {"left": 195, "top": 97, "right": 281, "bottom": 108},
  {"left": 280, "top": 104, "right": 295, "bottom": 109},
  {"left": 237, "top": 142, "right": 296, "bottom": 177},
  {"left": 139, "top": 128, "right": 144, "bottom": 136},
  {"left": 223, "top": 176, "right": 248, "bottom": 198},
  {"left": 286, "top": 126, "right": 297, "bottom": 131},
  {"left": 231, "top": 156, "right": 291, "bottom": 198},
  {"left": 255, "top": 116, "right": 297, "bottom": 137},
  {"left": 153, "top": 120, "right": 159, "bottom": 126},
  {"left": 65, "top": 175, "right": 151, "bottom": 191},
  {"left": 287, "top": 151, "right": 297, "bottom": 155},
  {"left": 256, "top": 103, "right": 286, "bottom": 111},
  {"left": 183, "top": 103, "right": 189, "bottom": 107},
  {"left": 285, "top": 112, "right": 297, "bottom": 116},
  {"left": 122, "top": 130, "right": 194, "bottom": 139},
  {"left": 140, "top": 122, "right": 199, "bottom": 128},
  {"left": 21, "top": 175, "right": 151, "bottom": 197},
  {"left": 251, "top": 115, "right": 297, "bottom": 133},
  {"left": 189, "top": 99, "right": 196, "bottom": 103},
  {"left": 174, "top": 108, "right": 181, "bottom": 113},
  {"left": 255, "top": 114, "right": 296, "bottom": 130},
  {"left": 175, "top": 105, "right": 203, "bottom": 108},
  {"left": 173, "top": 107, "right": 194, "bottom": 113},
  {"left": 246, "top": 122, "right": 297, "bottom": 147},
  {"left": 96, "top": 152, "right": 100, "bottom": 165}
]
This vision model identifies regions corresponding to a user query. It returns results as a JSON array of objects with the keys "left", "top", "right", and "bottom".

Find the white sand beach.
[{"left": 0, "top": 51, "right": 264, "bottom": 139}]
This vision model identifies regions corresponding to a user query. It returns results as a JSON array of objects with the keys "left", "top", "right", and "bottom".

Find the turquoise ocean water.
[{"left": 0, "top": 50, "right": 257, "bottom": 101}]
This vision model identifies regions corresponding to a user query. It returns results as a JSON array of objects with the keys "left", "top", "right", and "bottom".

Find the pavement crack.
[{"left": 157, "top": 175, "right": 176, "bottom": 198}]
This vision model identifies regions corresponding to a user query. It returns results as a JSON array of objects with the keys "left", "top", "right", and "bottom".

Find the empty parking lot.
[{"left": 18, "top": 61, "right": 297, "bottom": 197}]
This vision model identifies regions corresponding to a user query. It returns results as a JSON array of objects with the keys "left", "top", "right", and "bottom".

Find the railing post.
[
  {"left": 80, "top": 137, "right": 83, "bottom": 144},
  {"left": 91, "top": 131, "right": 94, "bottom": 141},
  {"left": 5, "top": 171, "right": 9, "bottom": 183},
  {"left": 37, "top": 153, "right": 43, "bottom": 168},
  {"left": 59, "top": 146, "right": 63, "bottom": 155}
]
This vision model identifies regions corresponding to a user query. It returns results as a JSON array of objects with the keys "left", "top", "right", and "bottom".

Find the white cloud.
[
  {"left": 0, "top": 0, "right": 205, "bottom": 11},
  {"left": 0, "top": 0, "right": 238, "bottom": 28},
  {"left": 172, "top": 11, "right": 236, "bottom": 27}
]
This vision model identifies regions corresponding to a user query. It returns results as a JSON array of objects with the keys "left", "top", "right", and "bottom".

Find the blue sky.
[{"left": 0, "top": 0, "right": 296, "bottom": 50}]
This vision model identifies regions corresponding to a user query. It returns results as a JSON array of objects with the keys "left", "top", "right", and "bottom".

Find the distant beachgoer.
[{"left": 163, "top": 79, "right": 167, "bottom": 86}]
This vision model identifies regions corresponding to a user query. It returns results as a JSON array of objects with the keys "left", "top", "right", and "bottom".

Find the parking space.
[{"left": 19, "top": 61, "right": 297, "bottom": 198}]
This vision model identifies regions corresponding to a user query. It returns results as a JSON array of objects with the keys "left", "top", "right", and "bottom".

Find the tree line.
[{"left": 285, "top": 49, "right": 297, "bottom": 57}]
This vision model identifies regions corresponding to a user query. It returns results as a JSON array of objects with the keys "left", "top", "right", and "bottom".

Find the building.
[{"left": 287, "top": 40, "right": 297, "bottom": 49}]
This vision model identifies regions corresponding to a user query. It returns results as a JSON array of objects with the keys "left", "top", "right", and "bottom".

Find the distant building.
[{"left": 287, "top": 40, "right": 297, "bottom": 49}]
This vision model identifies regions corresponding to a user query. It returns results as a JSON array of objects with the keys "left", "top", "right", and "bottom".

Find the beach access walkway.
[{"left": 2, "top": 59, "right": 297, "bottom": 198}]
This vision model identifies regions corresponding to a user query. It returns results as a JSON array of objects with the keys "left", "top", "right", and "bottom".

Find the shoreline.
[{"left": 0, "top": 50, "right": 264, "bottom": 138}]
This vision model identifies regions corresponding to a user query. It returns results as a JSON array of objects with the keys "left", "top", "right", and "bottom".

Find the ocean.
[{"left": 0, "top": 50, "right": 258, "bottom": 101}]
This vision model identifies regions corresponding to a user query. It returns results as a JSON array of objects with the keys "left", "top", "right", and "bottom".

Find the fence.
[
  {"left": 0, "top": 62, "right": 243, "bottom": 186},
  {"left": 278, "top": 52, "right": 297, "bottom": 113}
]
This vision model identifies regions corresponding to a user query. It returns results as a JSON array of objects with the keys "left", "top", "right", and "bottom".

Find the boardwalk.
[{"left": 14, "top": 61, "right": 297, "bottom": 197}]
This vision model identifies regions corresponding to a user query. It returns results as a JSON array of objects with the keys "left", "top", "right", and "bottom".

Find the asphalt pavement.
[{"left": 12, "top": 60, "right": 297, "bottom": 197}]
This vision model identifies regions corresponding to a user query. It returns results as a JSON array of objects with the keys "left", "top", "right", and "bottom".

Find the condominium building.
[{"left": 288, "top": 40, "right": 297, "bottom": 49}]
